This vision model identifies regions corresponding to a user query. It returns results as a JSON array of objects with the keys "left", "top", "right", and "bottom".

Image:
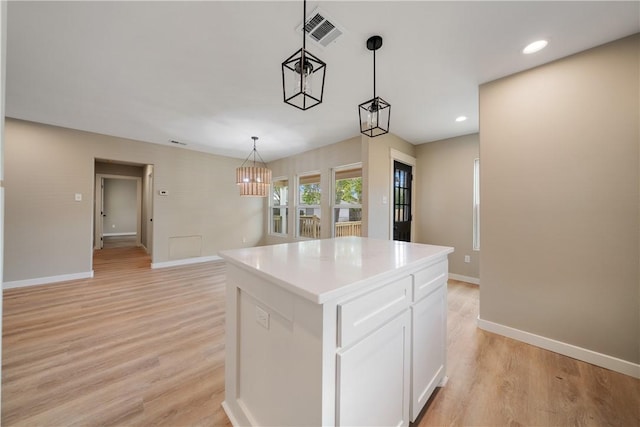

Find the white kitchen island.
[{"left": 219, "top": 237, "right": 454, "bottom": 427}]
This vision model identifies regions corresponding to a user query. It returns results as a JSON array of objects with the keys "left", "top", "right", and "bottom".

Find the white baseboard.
[
  {"left": 103, "top": 232, "right": 137, "bottom": 237},
  {"left": 151, "top": 255, "right": 223, "bottom": 269},
  {"left": 448, "top": 273, "right": 480, "bottom": 285},
  {"left": 477, "top": 317, "right": 640, "bottom": 379},
  {"left": 4, "top": 271, "right": 94, "bottom": 289}
]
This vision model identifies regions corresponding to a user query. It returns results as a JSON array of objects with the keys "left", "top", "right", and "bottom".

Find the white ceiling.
[{"left": 6, "top": 1, "right": 639, "bottom": 162}]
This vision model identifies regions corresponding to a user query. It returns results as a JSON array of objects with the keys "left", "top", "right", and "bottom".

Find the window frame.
[
  {"left": 331, "top": 163, "right": 363, "bottom": 238},
  {"left": 473, "top": 158, "right": 480, "bottom": 251},
  {"left": 269, "top": 177, "right": 289, "bottom": 237},
  {"left": 296, "top": 171, "right": 322, "bottom": 240}
]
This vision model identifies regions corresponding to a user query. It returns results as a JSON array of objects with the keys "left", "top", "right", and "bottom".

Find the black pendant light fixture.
[
  {"left": 359, "top": 35, "right": 391, "bottom": 137},
  {"left": 236, "top": 136, "right": 272, "bottom": 197},
  {"left": 281, "top": 0, "right": 327, "bottom": 110}
]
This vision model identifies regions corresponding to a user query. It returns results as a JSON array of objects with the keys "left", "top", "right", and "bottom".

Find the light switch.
[
  {"left": 74, "top": 193, "right": 82, "bottom": 201},
  {"left": 382, "top": 196, "right": 388, "bottom": 204}
]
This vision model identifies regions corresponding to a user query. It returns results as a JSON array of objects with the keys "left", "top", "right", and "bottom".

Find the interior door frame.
[
  {"left": 94, "top": 174, "right": 142, "bottom": 249},
  {"left": 389, "top": 149, "right": 416, "bottom": 242}
]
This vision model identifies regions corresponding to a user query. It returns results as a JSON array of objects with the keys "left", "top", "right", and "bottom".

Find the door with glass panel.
[{"left": 393, "top": 161, "right": 412, "bottom": 242}]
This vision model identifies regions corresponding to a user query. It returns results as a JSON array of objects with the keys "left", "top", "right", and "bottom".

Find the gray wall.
[
  {"left": 103, "top": 178, "right": 137, "bottom": 235},
  {"left": 4, "top": 118, "right": 264, "bottom": 282},
  {"left": 415, "top": 133, "right": 479, "bottom": 280},
  {"left": 479, "top": 34, "right": 639, "bottom": 364}
]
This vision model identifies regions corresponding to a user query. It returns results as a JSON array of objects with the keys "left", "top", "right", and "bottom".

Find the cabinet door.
[
  {"left": 336, "top": 311, "right": 411, "bottom": 427},
  {"left": 411, "top": 282, "right": 446, "bottom": 421}
]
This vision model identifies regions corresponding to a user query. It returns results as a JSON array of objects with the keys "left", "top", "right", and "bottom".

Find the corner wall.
[
  {"left": 479, "top": 34, "right": 639, "bottom": 371},
  {"left": 4, "top": 119, "right": 264, "bottom": 283},
  {"left": 363, "top": 133, "right": 416, "bottom": 240},
  {"left": 415, "top": 133, "right": 479, "bottom": 281}
]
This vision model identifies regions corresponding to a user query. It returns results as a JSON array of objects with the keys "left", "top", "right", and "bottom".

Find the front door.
[{"left": 393, "top": 161, "right": 412, "bottom": 242}]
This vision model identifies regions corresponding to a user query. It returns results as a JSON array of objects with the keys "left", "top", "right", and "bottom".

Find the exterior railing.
[
  {"left": 335, "top": 221, "right": 362, "bottom": 237},
  {"left": 299, "top": 215, "right": 321, "bottom": 239},
  {"left": 273, "top": 215, "right": 282, "bottom": 234}
]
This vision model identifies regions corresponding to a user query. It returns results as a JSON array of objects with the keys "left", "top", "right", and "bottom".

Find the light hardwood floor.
[{"left": 3, "top": 246, "right": 639, "bottom": 426}]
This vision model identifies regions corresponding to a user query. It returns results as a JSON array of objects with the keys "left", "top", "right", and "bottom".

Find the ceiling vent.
[{"left": 296, "top": 7, "right": 344, "bottom": 48}]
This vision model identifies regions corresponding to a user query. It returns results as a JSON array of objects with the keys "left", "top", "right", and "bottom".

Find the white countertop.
[{"left": 219, "top": 237, "right": 454, "bottom": 304}]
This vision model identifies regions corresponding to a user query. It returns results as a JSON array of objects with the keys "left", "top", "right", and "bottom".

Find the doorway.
[
  {"left": 393, "top": 160, "right": 412, "bottom": 242},
  {"left": 94, "top": 174, "right": 142, "bottom": 249},
  {"left": 93, "top": 160, "right": 153, "bottom": 254}
]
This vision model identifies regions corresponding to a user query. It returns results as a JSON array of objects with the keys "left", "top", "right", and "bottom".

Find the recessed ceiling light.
[
  {"left": 523, "top": 40, "right": 548, "bottom": 54},
  {"left": 455, "top": 116, "right": 467, "bottom": 122}
]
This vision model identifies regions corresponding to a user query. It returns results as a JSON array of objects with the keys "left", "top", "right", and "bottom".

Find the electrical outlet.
[
  {"left": 256, "top": 306, "right": 269, "bottom": 330},
  {"left": 242, "top": 237, "right": 247, "bottom": 243},
  {"left": 464, "top": 255, "right": 471, "bottom": 263}
]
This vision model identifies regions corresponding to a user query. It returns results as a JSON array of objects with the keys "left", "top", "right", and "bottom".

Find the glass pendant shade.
[
  {"left": 281, "top": 0, "right": 326, "bottom": 111},
  {"left": 236, "top": 137, "right": 272, "bottom": 197},
  {"left": 282, "top": 49, "right": 326, "bottom": 110},
  {"left": 359, "top": 96, "right": 391, "bottom": 137},
  {"left": 359, "top": 35, "right": 391, "bottom": 138}
]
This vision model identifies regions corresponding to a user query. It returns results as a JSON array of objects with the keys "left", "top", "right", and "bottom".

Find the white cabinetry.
[
  {"left": 337, "top": 310, "right": 411, "bottom": 426},
  {"left": 410, "top": 260, "right": 448, "bottom": 421},
  {"left": 220, "top": 237, "right": 453, "bottom": 427}
]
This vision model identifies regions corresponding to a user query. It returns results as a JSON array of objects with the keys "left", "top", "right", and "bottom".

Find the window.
[
  {"left": 473, "top": 158, "right": 480, "bottom": 250},
  {"left": 270, "top": 178, "right": 288, "bottom": 235},
  {"left": 297, "top": 173, "right": 321, "bottom": 239},
  {"left": 333, "top": 165, "right": 362, "bottom": 237}
]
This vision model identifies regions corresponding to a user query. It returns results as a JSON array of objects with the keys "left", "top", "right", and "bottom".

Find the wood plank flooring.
[
  {"left": 415, "top": 281, "right": 640, "bottom": 426},
  {"left": 3, "top": 247, "right": 231, "bottom": 426},
  {"left": 3, "top": 247, "right": 639, "bottom": 426}
]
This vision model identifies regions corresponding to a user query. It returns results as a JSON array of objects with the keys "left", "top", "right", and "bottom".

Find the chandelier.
[{"left": 236, "top": 136, "right": 272, "bottom": 197}]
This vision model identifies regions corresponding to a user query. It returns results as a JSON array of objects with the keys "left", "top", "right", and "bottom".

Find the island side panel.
[{"left": 223, "top": 264, "right": 324, "bottom": 426}]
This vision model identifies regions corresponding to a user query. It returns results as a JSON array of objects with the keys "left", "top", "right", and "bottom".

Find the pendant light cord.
[
  {"left": 302, "top": 0, "right": 306, "bottom": 53},
  {"left": 373, "top": 48, "right": 376, "bottom": 99}
]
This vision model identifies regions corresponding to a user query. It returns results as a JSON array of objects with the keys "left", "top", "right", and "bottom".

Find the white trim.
[
  {"left": 4, "top": 271, "right": 94, "bottom": 289},
  {"left": 448, "top": 273, "right": 480, "bottom": 285},
  {"left": 103, "top": 232, "right": 137, "bottom": 237},
  {"left": 477, "top": 317, "right": 640, "bottom": 379},
  {"left": 151, "top": 255, "right": 223, "bottom": 269},
  {"left": 221, "top": 401, "right": 241, "bottom": 427}
]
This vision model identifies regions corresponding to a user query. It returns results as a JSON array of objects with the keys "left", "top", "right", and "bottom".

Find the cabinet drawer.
[
  {"left": 338, "top": 276, "right": 412, "bottom": 348},
  {"left": 412, "top": 260, "right": 447, "bottom": 302}
]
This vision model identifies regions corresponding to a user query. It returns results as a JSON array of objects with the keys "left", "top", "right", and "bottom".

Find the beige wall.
[
  {"left": 264, "top": 136, "right": 361, "bottom": 245},
  {"left": 1, "top": 0, "right": 7, "bottom": 405},
  {"left": 103, "top": 178, "right": 138, "bottom": 235},
  {"left": 264, "top": 132, "right": 416, "bottom": 245},
  {"left": 95, "top": 161, "right": 144, "bottom": 177},
  {"left": 479, "top": 34, "right": 639, "bottom": 364},
  {"left": 363, "top": 133, "right": 416, "bottom": 239},
  {"left": 4, "top": 119, "right": 264, "bottom": 282},
  {"left": 415, "top": 133, "right": 479, "bottom": 279}
]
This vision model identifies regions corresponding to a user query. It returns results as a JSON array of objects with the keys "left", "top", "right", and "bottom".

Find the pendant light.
[
  {"left": 281, "top": 0, "right": 327, "bottom": 110},
  {"left": 236, "top": 136, "right": 272, "bottom": 197},
  {"left": 359, "top": 35, "right": 391, "bottom": 137}
]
